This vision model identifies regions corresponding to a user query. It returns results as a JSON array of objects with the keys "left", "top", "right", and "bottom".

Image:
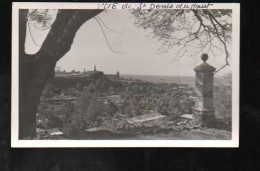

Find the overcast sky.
[{"left": 25, "top": 10, "right": 231, "bottom": 76}]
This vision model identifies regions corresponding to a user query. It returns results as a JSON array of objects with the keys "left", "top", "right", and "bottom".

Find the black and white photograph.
[{"left": 11, "top": 3, "right": 239, "bottom": 147}]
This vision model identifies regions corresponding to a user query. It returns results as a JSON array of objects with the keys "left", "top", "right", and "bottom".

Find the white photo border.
[{"left": 12, "top": 2, "right": 240, "bottom": 148}]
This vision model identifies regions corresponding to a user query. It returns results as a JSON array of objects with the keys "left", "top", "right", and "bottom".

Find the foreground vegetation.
[{"left": 36, "top": 74, "right": 231, "bottom": 139}]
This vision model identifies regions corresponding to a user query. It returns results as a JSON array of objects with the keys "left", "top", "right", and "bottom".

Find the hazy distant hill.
[
  {"left": 122, "top": 73, "right": 232, "bottom": 86},
  {"left": 121, "top": 75, "right": 195, "bottom": 85}
]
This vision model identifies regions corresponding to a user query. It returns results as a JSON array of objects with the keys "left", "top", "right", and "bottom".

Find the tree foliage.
[{"left": 131, "top": 9, "right": 232, "bottom": 72}]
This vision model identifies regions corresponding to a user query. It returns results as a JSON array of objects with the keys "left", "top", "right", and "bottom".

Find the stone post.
[{"left": 193, "top": 54, "right": 216, "bottom": 125}]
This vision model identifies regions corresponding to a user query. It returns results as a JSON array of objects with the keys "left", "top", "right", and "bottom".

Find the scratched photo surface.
[{"left": 12, "top": 3, "right": 239, "bottom": 147}]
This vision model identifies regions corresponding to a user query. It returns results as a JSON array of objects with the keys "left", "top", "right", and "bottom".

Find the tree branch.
[
  {"left": 193, "top": 10, "right": 230, "bottom": 74},
  {"left": 208, "top": 12, "right": 229, "bottom": 66},
  {"left": 36, "top": 9, "right": 104, "bottom": 64},
  {"left": 214, "top": 63, "right": 229, "bottom": 75},
  {"left": 19, "top": 9, "right": 29, "bottom": 57},
  {"left": 27, "top": 21, "right": 41, "bottom": 47},
  {"left": 94, "top": 17, "right": 123, "bottom": 54},
  {"left": 206, "top": 10, "right": 226, "bottom": 31},
  {"left": 96, "top": 16, "right": 121, "bottom": 34}
]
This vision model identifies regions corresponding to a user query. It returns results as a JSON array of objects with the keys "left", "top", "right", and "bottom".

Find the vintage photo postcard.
[{"left": 12, "top": 2, "right": 240, "bottom": 147}]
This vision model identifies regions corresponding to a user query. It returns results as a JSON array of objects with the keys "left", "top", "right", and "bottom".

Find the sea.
[{"left": 121, "top": 75, "right": 195, "bottom": 85}]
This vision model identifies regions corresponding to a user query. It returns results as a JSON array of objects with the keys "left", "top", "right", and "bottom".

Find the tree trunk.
[
  {"left": 19, "top": 9, "right": 103, "bottom": 139},
  {"left": 19, "top": 54, "right": 56, "bottom": 138}
]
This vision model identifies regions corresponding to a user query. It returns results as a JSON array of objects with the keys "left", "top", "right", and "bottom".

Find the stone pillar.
[{"left": 193, "top": 54, "right": 216, "bottom": 125}]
